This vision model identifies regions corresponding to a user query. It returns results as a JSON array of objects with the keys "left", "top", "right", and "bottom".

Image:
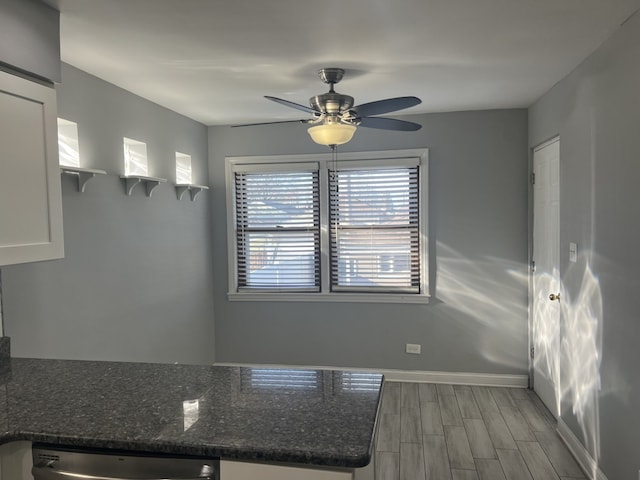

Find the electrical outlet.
[{"left": 406, "top": 343, "right": 421, "bottom": 354}]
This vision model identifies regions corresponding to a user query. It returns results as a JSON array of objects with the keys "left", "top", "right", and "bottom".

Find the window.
[
  {"left": 226, "top": 149, "right": 428, "bottom": 303},
  {"left": 330, "top": 161, "right": 420, "bottom": 293},
  {"left": 234, "top": 163, "right": 320, "bottom": 291}
]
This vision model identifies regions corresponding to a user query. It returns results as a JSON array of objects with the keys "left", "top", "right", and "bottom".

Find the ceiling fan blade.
[
  {"left": 352, "top": 96, "right": 421, "bottom": 117},
  {"left": 265, "top": 96, "right": 319, "bottom": 114},
  {"left": 359, "top": 116, "right": 422, "bottom": 131},
  {"left": 231, "top": 119, "right": 309, "bottom": 128}
]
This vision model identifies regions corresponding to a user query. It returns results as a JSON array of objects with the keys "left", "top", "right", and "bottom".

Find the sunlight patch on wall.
[
  {"left": 57, "top": 118, "right": 80, "bottom": 168},
  {"left": 176, "top": 152, "right": 192, "bottom": 184},
  {"left": 123, "top": 137, "right": 148, "bottom": 176},
  {"left": 533, "top": 255, "right": 603, "bottom": 478},
  {"left": 560, "top": 262, "right": 602, "bottom": 478},
  {"left": 435, "top": 241, "right": 528, "bottom": 370}
]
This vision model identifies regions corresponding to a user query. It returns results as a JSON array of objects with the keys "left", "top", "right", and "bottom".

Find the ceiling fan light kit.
[
  {"left": 308, "top": 122, "right": 357, "bottom": 146},
  {"left": 234, "top": 68, "right": 423, "bottom": 147}
]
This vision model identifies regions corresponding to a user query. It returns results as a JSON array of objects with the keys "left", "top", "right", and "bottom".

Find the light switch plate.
[{"left": 569, "top": 242, "right": 577, "bottom": 263}]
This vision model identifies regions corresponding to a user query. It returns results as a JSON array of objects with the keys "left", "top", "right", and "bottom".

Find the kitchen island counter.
[{"left": 0, "top": 358, "right": 382, "bottom": 468}]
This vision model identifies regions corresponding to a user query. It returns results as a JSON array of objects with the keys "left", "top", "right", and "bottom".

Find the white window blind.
[
  {"left": 329, "top": 165, "right": 421, "bottom": 293},
  {"left": 234, "top": 166, "right": 320, "bottom": 291}
]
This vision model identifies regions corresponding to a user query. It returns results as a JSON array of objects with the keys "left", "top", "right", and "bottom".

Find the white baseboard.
[
  {"left": 213, "top": 362, "right": 529, "bottom": 388},
  {"left": 557, "top": 419, "right": 607, "bottom": 480},
  {"left": 380, "top": 369, "right": 528, "bottom": 387}
]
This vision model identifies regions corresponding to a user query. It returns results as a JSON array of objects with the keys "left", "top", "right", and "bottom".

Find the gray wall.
[
  {"left": 1, "top": 64, "right": 216, "bottom": 365},
  {"left": 529, "top": 12, "right": 640, "bottom": 479},
  {"left": 0, "top": 0, "right": 60, "bottom": 82},
  {"left": 209, "top": 109, "right": 530, "bottom": 374}
]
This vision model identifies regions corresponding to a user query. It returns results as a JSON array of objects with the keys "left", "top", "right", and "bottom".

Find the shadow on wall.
[
  {"left": 533, "top": 252, "right": 603, "bottom": 478},
  {"left": 434, "top": 241, "right": 528, "bottom": 371}
]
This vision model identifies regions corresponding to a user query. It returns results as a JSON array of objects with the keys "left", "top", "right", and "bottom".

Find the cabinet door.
[
  {"left": 0, "top": 441, "right": 33, "bottom": 479},
  {"left": 0, "top": 70, "right": 63, "bottom": 266},
  {"left": 221, "top": 460, "right": 353, "bottom": 480}
]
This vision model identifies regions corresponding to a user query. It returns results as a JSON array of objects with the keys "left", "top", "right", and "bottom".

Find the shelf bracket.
[
  {"left": 121, "top": 175, "right": 167, "bottom": 197},
  {"left": 123, "top": 176, "right": 141, "bottom": 196},
  {"left": 176, "top": 185, "right": 190, "bottom": 201},
  {"left": 175, "top": 184, "right": 209, "bottom": 202},
  {"left": 60, "top": 167, "right": 107, "bottom": 193},
  {"left": 145, "top": 179, "right": 162, "bottom": 197}
]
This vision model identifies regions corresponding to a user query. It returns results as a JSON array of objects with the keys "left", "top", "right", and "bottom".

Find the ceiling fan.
[{"left": 233, "top": 68, "right": 422, "bottom": 146}]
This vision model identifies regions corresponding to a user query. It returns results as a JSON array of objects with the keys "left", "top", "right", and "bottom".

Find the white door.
[{"left": 532, "top": 138, "right": 561, "bottom": 417}]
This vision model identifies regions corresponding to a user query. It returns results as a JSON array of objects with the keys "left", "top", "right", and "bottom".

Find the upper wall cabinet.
[
  {"left": 0, "top": 70, "right": 64, "bottom": 266},
  {"left": 0, "top": 0, "right": 61, "bottom": 83}
]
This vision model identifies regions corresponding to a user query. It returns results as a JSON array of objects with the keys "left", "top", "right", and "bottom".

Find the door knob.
[{"left": 549, "top": 293, "right": 560, "bottom": 301}]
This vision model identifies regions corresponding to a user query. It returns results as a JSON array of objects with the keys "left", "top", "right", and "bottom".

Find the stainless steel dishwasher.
[{"left": 32, "top": 444, "right": 219, "bottom": 480}]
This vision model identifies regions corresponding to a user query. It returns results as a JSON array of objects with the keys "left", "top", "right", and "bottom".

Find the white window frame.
[{"left": 225, "top": 149, "right": 429, "bottom": 304}]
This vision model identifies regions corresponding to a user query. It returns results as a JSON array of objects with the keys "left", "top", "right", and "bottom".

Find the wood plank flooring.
[{"left": 375, "top": 382, "right": 586, "bottom": 480}]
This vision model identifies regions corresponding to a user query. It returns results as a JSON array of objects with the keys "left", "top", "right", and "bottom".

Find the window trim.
[{"left": 225, "top": 148, "right": 429, "bottom": 304}]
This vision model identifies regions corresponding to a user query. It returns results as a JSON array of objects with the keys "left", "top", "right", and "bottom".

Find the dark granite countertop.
[{"left": 0, "top": 358, "right": 383, "bottom": 468}]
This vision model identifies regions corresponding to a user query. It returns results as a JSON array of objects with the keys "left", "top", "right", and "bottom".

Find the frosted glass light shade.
[{"left": 307, "top": 123, "right": 356, "bottom": 146}]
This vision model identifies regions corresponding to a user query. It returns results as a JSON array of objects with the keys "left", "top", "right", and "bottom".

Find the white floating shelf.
[
  {"left": 60, "top": 166, "right": 107, "bottom": 192},
  {"left": 120, "top": 175, "right": 167, "bottom": 197},
  {"left": 175, "top": 184, "right": 209, "bottom": 201}
]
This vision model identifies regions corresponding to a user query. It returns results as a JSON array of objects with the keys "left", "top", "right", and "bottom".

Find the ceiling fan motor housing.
[{"left": 309, "top": 93, "right": 354, "bottom": 114}]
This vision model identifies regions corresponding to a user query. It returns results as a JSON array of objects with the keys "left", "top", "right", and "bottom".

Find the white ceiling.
[{"left": 47, "top": 0, "right": 640, "bottom": 126}]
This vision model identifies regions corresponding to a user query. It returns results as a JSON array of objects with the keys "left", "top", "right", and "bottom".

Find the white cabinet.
[
  {"left": 221, "top": 460, "right": 354, "bottom": 480},
  {"left": 0, "top": 441, "right": 33, "bottom": 480},
  {"left": 0, "top": 70, "right": 63, "bottom": 266}
]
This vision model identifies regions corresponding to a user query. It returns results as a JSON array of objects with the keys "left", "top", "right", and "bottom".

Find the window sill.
[{"left": 227, "top": 292, "right": 430, "bottom": 304}]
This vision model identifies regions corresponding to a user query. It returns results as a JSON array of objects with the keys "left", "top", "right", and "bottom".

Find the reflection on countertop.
[{"left": 0, "top": 358, "right": 383, "bottom": 468}]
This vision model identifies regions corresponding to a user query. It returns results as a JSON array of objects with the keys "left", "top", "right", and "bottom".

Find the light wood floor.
[{"left": 375, "top": 382, "right": 586, "bottom": 480}]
